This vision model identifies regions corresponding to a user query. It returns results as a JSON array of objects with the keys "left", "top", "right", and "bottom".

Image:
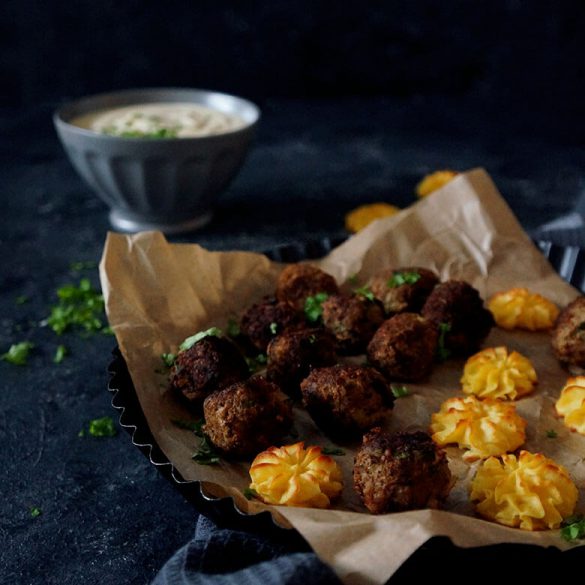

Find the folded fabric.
[{"left": 152, "top": 515, "right": 341, "bottom": 585}]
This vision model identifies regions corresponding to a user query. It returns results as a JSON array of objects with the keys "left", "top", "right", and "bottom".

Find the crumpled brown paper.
[{"left": 100, "top": 168, "right": 584, "bottom": 585}]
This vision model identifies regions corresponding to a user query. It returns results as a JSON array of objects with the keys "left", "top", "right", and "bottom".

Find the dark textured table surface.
[{"left": 2, "top": 96, "right": 585, "bottom": 584}]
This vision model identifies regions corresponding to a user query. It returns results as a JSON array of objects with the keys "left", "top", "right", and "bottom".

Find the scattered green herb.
[
  {"left": 105, "top": 128, "right": 178, "bottom": 139},
  {"left": 437, "top": 322, "right": 452, "bottom": 361},
  {"left": 321, "top": 447, "right": 345, "bottom": 456},
  {"left": 15, "top": 295, "right": 28, "bottom": 305},
  {"left": 387, "top": 271, "right": 421, "bottom": 288},
  {"left": 172, "top": 418, "right": 204, "bottom": 437},
  {"left": 69, "top": 260, "right": 98, "bottom": 272},
  {"left": 30, "top": 507, "right": 42, "bottom": 518},
  {"left": 160, "top": 353, "right": 176, "bottom": 368},
  {"left": 561, "top": 515, "right": 585, "bottom": 542},
  {"left": 179, "top": 327, "right": 222, "bottom": 351},
  {"left": 304, "top": 292, "right": 329, "bottom": 323},
  {"left": 546, "top": 429, "right": 558, "bottom": 439},
  {"left": 227, "top": 318, "right": 241, "bottom": 338},
  {"left": 43, "top": 278, "right": 110, "bottom": 335},
  {"left": 269, "top": 322, "right": 278, "bottom": 335},
  {"left": 84, "top": 416, "right": 117, "bottom": 438},
  {"left": 192, "top": 435, "right": 220, "bottom": 465},
  {"left": 246, "top": 353, "right": 267, "bottom": 374},
  {"left": 1, "top": 341, "right": 34, "bottom": 366},
  {"left": 390, "top": 384, "right": 409, "bottom": 398},
  {"left": 243, "top": 487, "right": 259, "bottom": 500},
  {"left": 308, "top": 334, "right": 317, "bottom": 344},
  {"left": 53, "top": 344, "right": 68, "bottom": 364},
  {"left": 354, "top": 285, "right": 375, "bottom": 301},
  {"left": 347, "top": 274, "right": 359, "bottom": 285}
]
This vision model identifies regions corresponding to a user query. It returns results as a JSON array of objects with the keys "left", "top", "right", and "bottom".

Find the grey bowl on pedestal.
[{"left": 54, "top": 88, "right": 260, "bottom": 234}]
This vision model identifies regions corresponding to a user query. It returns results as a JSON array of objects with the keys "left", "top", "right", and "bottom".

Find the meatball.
[
  {"left": 368, "top": 267, "right": 439, "bottom": 315},
  {"left": 203, "top": 376, "right": 293, "bottom": 458},
  {"left": 551, "top": 296, "right": 585, "bottom": 370},
  {"left": 366, "top": 313, "right": 438, "bottom": 381},
  {"left": 353, "top": 428, "right": 452, "bottom": 514},
  {"left": 300, "top": 364, "right": 394, "bottom": 438},
  {"left": 169, "top": 335, "right": 249, "bottom": 408},
  {"left": 267, "top": 327, "right": 337, "bottom": 396},
  {"left": 275, "top": 263, "right": 339, "bottom": 312},
  {"left": 240, "top": 296, "right": 304, "bottom": 352},
  {"left": 321, "top": 293, "right": 386, "bottom": 354},
  {"left": 421, "top": 280, "right": 494, "bottom": 356}
]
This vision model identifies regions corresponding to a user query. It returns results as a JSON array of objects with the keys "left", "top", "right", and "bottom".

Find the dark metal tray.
[{"left": 108, "top": 238, "right": 585, "bottom": 559}]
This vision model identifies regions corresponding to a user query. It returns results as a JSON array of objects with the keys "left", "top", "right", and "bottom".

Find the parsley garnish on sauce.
[
  {"left": 387, "top": 271, "right": 421, "bottom": 288},
  {"left": 391, "top": 384, "right": 409, "bottom": 398},
  {"left": 304, "top": 292, "right": 329, "bottom": 323},
  {"left": 561, "top": 515, "right": 585, "bottom": 542},
  {"left": 1, "top": 341, "right": 34, "bottom": 366},
  {"left": 43, "top": 278, "right": 110, "bottom": 335}
]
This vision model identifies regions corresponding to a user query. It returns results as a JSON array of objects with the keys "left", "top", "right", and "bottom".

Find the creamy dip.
[{"left": 72, "top": 102, "right": 245, "bottom": 138}]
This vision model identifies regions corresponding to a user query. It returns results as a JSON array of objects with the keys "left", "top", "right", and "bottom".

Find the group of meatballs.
[{"left": 168, "top": 262, "right": 496, "bottom": 514}]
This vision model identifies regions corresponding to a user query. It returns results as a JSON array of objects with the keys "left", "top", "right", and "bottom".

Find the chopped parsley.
[
  {"left": 437, "top": 322, "right": 452, "bottom": 361},
  {"left": 15, "top": 295, "right": 29, "bottom": 305},
  {"left": 387, "top": 271, "right": 421, "bottom": 288},
  {"left": 179, "top": 327, "right": 223, "bottom": 351},
  {"left": 304, "top": 292, "right": 329, "bottom": 323},
  {"left": 53, "top": 344, "right": 68, "bottom": 364},
  {"left": 1, "top": 341, "right": 34, "bottom": 366},
  {"left": 81, "top": 416, "right": 117, "bottom": 438},
  {"left": 246, "top": 353, "right": 267, "bottom": 374},
  {"left": 226, "top": 318, "right": 241, "bottom": 338},
  {"left": 390, "top": 384, "right": 409, "bottom": 398},
  {"left": 321, "top": 447, "right": 345, "bottom": 456},
  {"left": 172, "top": 418, "right": 204, "bottom": 436},
  {"left": 43, "top": 278, "right": 110, "bottom": 335},
  {"left": 30, "top": 507, "right": 42, "bottom": 518},
  {"left": 243, "top": 487, "right": 259, "bottom": 500},
  {"left": 192, "top": 435, "right": 220, "bottom": 465},
  {"left": 348, "top": 274, "right": 359, "bottom": 285},
  {"left": 561, "top": 515, "right": 585, "bottom": 542},
  {"left": 546, "top": 429, "right": 558, "bottom": 439},
  {"left": 105, "top": 128, "right": 178, "bottom": 139},
  {"left": 354, "top": 284, "right": 375, "bottom": 301},
  {"left": 269, "top": 322, "right": 278, "bottom": 335},
  {"left": 160, "top": 353, "right": 177, "bottom": 368}
]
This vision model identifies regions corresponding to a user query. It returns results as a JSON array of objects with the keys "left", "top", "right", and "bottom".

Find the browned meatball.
[
  {"left": 321, "top": 293, "right": 386, "bottom": 354},
  {"left": 368, "top": 267, "right": 439, "bottom": 314},
  {"left": 421, "top": 280, "right": 494, "bottom": 356},
  {"left": 240, "top": 296, "right": 304, "bottom": 352},
  {"left": 366, "top": 313, "right": 438, "bottom": 381},
  {"left": 275, "top": 263, "right": 339, "bottom": 312},
  {"left": 551, "top": 296, "right": 585, "bottom": 370},
  {"left": 203, "top": 376, "right": 293, "bottom": 458},
  {"left": 353, "top": 428, "right": 452, "bottom": 514},
  {"left": 300, "top": 365, "right": 394, "bottom": 438},
  {"left": 267, "top": 327, "right": 337, "bottom": 395},
  {"left": 169, "top": 335, "right": 249, "bottom": 408}
]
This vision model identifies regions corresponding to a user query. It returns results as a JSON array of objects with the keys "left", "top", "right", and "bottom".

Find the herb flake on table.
[
  {"left": 80, "top": 416, "right": 117, "bottom": 438},
  {"left": 53, "top": 344, "right": 68, "bottom": 364},
  {"left": 304, "top": 292, "right": 329, "bottom": 323},
  {"left": 561, "top": 515, "right": 585, "bottom": 542},
  {"left": 391, "top": 384, "right": 409, "bottom": 398},
  {"left": 43, "top": 278, "right": 110, "bottom": 335},
  {"left": 15, "top": 295, "right": 29, "bottom": 305},
  {"left": 1, "top": 341, "right": 34, "bottom": 365},
  {"left": 30, "top": 507, "right": 42, "bottom": 518}
]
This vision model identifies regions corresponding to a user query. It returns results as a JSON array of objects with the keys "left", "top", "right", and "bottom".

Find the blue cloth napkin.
[{"left": 152, "top": 515, "right": 341, "bottom": 585}]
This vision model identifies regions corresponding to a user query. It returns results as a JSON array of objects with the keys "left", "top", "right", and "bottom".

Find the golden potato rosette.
[
  {"left": 461, "top": 346, "right": 537, "bottom": 400},
  {"left": 249, "top": 442, "right": 343, "bottom": 508},
  {"left": 470, "top": 451, "right": 578, "bottom": 530},
  {"left": 415, "top": 170, "right": 458, "bottom": 197},
  {"left": 431, "top": 395, "right": 526, "bottom": 461},
  {"left": 488, "top": 287, "right": 559, "bottom": 331},
  {"left": 556, "top": 376, "right": 585, "bottom": 435}
]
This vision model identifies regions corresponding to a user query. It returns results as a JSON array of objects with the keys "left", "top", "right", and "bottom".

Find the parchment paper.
[{"left": 100, "top": 168, "right": 585, "bottom": 585}]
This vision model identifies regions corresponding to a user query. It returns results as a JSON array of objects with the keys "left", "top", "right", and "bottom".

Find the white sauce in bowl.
[{"left": 72, "top": 102, "right": 246, "bottom": 138}]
